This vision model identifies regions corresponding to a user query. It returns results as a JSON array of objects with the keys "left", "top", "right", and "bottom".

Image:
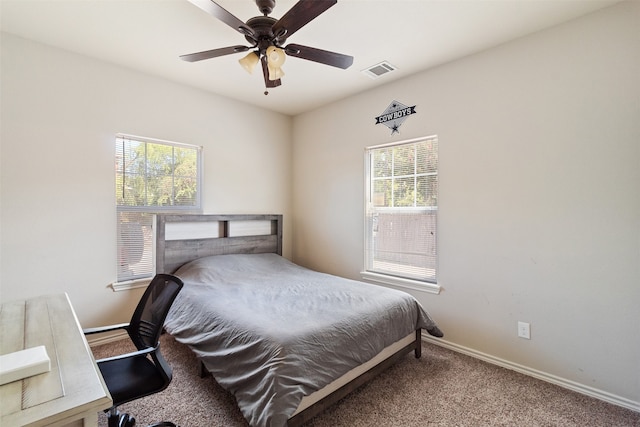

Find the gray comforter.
[{"left": 164, "top": 253, "right": 442, "bottom": 427}]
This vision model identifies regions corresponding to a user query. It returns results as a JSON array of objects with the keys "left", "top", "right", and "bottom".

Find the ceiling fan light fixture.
[
  {"left": 239, "top": 51, "right": 260, "bottom": 74},
  {"left": 268, "top": 65, "right": 285, "bottom": 81},
  {"left": 266, "top": 46, "right": 286, "bottom": 81}
]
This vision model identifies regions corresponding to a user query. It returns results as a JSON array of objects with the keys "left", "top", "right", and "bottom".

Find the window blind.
[
  {"left": 365, "top": 137, "right": 438, "bottom": 283},
  {"left": 117, "top": 211, "right": 154, "bottom": 281},
  {"left": 116, "top": 136, "right": 201, "bottom": 209},
  {"left": 115, "top": 135, "right": 201, "bottom": 283}
]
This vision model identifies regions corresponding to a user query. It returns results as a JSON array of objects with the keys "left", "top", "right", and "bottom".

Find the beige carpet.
[{"left": 92, "top": 334, "right": 639, "bottom": 427}]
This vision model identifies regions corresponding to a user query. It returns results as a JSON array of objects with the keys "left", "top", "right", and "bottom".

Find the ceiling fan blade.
[
  {"left": 272, "top": 0, "right": 337, "bottom": 40},
  {"left": 284, "top": 44, "right": 353, "bottom": 69},
  {"left": 262, "top": 55, "right": 281, "bottom": 88},
  {"left": 180, "top": 45, "right": 250, "bottom": 62},
  {"left": 189, "top": 0, "right": 256, "bottom": 39}
]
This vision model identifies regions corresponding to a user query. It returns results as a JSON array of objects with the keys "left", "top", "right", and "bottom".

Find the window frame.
[
  {"left": 114, "top": 134, "right": 202, "bottom": 291},
  {"left": 362, "top": 136, "right": 441, "bottom": 295}
]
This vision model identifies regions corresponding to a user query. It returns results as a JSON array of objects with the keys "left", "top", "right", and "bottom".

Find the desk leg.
[{"left": 81, "top": 412, "right": 98, "bottom": 426}]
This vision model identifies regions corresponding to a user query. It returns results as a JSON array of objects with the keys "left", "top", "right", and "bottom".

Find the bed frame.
[{"left": 155, "top": 214, "right": 422, "bottom": 427}]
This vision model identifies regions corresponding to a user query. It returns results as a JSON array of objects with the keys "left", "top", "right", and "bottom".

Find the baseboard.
[
  {"left": 86, "top": 330, "right": 129, "bottom": 348},
  {"left": 422, "top": 334, "right": 640, "bottom": 413}
]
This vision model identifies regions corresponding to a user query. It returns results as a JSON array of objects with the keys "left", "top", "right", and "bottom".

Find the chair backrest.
[{"left": 128, "top": 274, "right": 183, "bottom": 351}]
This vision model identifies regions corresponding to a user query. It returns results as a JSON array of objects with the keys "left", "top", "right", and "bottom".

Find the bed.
[{"left": 155, "top": 214, "right": 443, "bottom": 427}]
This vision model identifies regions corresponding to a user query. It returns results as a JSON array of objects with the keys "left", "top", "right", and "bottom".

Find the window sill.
[
  {"left": 110, "top": 278, "right": 152, "bottom": 292},
  {"left": 360, "top": 271, "right": 441, "bottom": 295}
]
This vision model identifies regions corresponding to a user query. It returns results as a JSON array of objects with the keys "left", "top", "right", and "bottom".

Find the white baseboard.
[
  {"left": 422, "top": 334, "right": 640, "bottom": 413},
  {"left": 86, "top": 331, "right": 129, "bottom": 348}
]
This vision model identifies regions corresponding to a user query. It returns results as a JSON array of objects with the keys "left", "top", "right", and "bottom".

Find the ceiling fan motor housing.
[{"left": 245, "top": 16, "right": 285, "bottom": 50}]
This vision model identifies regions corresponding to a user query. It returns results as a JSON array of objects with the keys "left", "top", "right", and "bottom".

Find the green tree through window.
[{"left": 116, "top": 137, "right": 199, "bottom": 208}]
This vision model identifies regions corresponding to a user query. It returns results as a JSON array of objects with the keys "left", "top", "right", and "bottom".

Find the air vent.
[{"left": 362, "top": 61, "right": 397, "bottom": 79}]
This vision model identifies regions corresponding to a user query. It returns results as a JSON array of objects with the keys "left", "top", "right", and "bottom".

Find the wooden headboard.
[{"left": 155, "top": 214, "right": 283, "bottom": 274}]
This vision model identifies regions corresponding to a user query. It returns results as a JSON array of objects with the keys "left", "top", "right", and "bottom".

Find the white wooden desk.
[{"left": 0, "top": 294, "right": 112, "bottom": 427}]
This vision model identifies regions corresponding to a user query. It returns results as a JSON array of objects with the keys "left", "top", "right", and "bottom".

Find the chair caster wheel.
[{"left": 120, "top": 413, "right": 136, "bottom": 427}]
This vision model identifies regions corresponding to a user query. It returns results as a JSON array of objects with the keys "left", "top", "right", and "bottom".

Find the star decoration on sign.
[{"left": 374, "top": 101, "right": 417, "bottom": 135}]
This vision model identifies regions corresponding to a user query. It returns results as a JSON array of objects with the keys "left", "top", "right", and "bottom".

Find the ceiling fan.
[{"left": 181, "top": 0, "right": 354, "bottom": 94}]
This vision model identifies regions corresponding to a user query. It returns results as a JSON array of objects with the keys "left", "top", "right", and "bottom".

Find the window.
[
  {"left": 363, "top": 136, "right": 438, "bottom": 292},
  {"left": 115, "top": 134, "right": 201, "bottom": 286}
]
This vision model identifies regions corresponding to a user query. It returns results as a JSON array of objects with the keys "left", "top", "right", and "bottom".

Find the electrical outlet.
[{"left": 518, "top": 321, "right": 531, "bottom": 339}]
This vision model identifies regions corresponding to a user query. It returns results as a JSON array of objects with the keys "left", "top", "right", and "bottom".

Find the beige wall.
[
  {"left": 0, "top": 34, "right": 293, "bottom": 328},
  {"left": 292, "top": 2, "right": 639, "bottom": 409}
]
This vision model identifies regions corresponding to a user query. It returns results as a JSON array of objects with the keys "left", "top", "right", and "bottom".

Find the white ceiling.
[{"left": 1, "top": 0, "right": 620, "bottom": 116}]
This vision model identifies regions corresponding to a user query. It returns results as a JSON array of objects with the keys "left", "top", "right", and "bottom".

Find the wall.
[
  {"left": 292, "top": 1, "right": 639, "bottom": 409},
  {"left": 0, "top": 34, "right": 293, "bottom": 328}
]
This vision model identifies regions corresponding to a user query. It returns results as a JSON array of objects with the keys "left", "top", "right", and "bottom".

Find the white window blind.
[
  {"left": 115, "top": 135, "right": 201, "bottom": 283},
  {"left": 364, "top": 137, "right": 438, "bottom": 284},
  {"left": 117, "top": 211, "right": 154, "bottom": 282}
]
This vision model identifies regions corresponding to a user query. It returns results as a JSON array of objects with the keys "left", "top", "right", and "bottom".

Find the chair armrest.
[
  {"left": 83, "top": 322, "right": 130, "bottom": 335},
  {"left": 96, "top": 346, "right": 157, "bottom": 364}
]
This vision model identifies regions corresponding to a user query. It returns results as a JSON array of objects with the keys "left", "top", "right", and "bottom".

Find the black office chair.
[{"left": 84, "top": 274, "right": 184, "bottom": 427}]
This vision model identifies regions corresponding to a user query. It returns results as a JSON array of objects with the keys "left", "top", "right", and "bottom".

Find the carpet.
[{"left": 92, "top": 334, "right": 639, "bottom": 426}]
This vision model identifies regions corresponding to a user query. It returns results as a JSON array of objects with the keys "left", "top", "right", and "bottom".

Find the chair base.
[
  {"left": 107, "top": 409, "right": 177, "bottom": 427},
  {"left": 107, "top": 411, "right": 135, "bottom": 427}
]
